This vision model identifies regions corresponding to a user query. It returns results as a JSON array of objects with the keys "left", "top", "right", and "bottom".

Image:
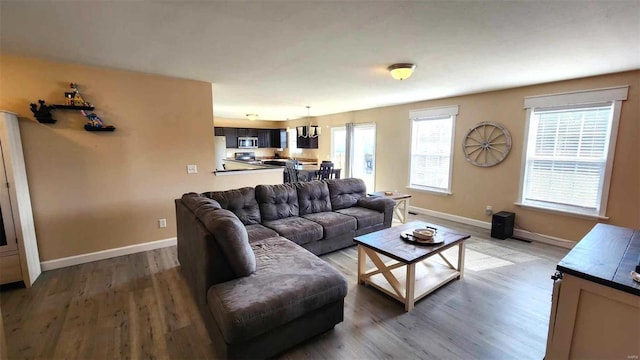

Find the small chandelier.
[
  {"left": 388, "top": 63, "right": 416, "bottom": 80},
  {"left": 296, "top": 106, "right": 321, "bottom": 138}
]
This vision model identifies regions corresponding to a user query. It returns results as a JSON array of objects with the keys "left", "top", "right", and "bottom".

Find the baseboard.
[
  {"left": 512, "top": 229, "right": 574, "bottom": 249},
  {"left": 408, "top": 206, "right": 492, "bottom": 229},
  {"left": 40, "top": 237, "right": 177, "bottom": 271},
  {"left": 408, "top": 205, "right": 575, "bottom": 249}
]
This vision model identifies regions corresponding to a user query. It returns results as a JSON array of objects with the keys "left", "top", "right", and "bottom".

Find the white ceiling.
[{"left": 1, "top": 1, "right": 639, "bottom": 121}]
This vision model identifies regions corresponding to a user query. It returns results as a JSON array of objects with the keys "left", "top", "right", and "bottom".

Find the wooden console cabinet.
[
  {"left": 0, "top": 111, "right": 41, "bottom": 287},
  {"left": 545, "top": 223, "right": 639, "bottom": 359}
]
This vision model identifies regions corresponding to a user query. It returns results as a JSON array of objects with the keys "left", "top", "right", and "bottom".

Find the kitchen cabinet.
[
  {"left": 296, "top": 126, "right": 319, "bottom": 148},
  {"left": 261, "top": 128, "right": 286, "bottom": 148},
  {"left": 267, "top": 129, "right": 279, "bottom": 148},
  {"left": 224, "top": 128, "right": 238, "bottom": 148},
  {"left": 0, "top": 111, "right": 41, "bottom": 287},
  {"left": 237, "top": 128, "right": 258, "bottom": 137},
  {"left": 258, "top": 129, "right": 271, "bottom": 148},
  {"left": 297, "top": 135, "right": 318, "bottom": 149},
  {"left": 270, "top": 129, "right": 287, "bottom": 148},
  {"left": 545, "top": 224, "right": 639, "bottom": 359},
  {"left": 217, "top": 127, "right": 287, "bottom": 149}
]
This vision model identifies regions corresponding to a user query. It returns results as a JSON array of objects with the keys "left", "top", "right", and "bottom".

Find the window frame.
[
  {"left": 288, "top": 128, "right": 302, "bottom": 154},
  {"left": 407, "top": 105, "right": 458, "bottom": 195},
  {"left": 517, "top": 86, "right": 628, "bottom": 219}
]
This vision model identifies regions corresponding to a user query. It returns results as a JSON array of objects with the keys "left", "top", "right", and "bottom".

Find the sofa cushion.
[
  {"left": 262, "top": 217, "right": 323, "bottom": 245},
  {"left": 207, "top": 236, "right": 348, "bottom": 344},
  {"left": 255, "top": 183, "right": 299, "bottom": 221},
  {"left": 295, "top": 180, "right": 332, "bottom": 215},
  {"left": 335, "top": 206, "right": 384, "bottom": 229},
  {"left": 326, "top": 178, "right": 366, "bottom": 210},
  {"left": 203, "top": 187, "right": 261, "bottom": 225},
  {"left": 197, "top": 209, "right": 256, "bottom": 277},
  {"left": 245, "top": 223, "right": 279, "bottom": 243},
  {"left": 302, "top": 212, "right": 356, "bottom": 239},
  {"left": 181, "top": 193, "right": 222, "bottom": 216}
]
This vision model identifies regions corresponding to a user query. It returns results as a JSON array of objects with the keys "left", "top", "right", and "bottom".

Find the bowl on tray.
[{"left": 412, "top": 228, "right": 436, "bottom": 242}]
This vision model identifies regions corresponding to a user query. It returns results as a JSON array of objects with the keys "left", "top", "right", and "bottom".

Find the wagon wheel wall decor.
[{"left": 462, "top": 121, "right": 512, "bottom": 167}]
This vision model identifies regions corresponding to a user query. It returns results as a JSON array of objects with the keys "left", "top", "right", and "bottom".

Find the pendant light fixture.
[
  {"left": 388, "top": 63, "right": 416, "bottom": 80},
  {"left": 296, "top": 106, "right": 321, "bottom": 138}
]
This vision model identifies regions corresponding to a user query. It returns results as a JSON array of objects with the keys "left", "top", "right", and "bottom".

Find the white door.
[
  {"left": 330, "top": 126, "right": 346, "bottom": 171},
  {"left": 330, "top": 123, "right": 376, "bottom": 192},
  {"left": 351, "top": 123, "right": 376, "bottom": 191},
  {"left": 0, "top": 142, "right": 17, "bottom": 253}
]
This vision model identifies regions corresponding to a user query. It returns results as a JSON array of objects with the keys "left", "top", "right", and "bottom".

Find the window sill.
[
  {"left": 514, "top": 202, "right": 609, "bottom": 220},
  {"left": 407, "top": 186, "right": 452, "bottom": 196}
]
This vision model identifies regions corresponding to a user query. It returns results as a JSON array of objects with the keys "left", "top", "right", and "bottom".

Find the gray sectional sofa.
[{"left": 176, "top": 178, "right": 395, "bottom": 359}]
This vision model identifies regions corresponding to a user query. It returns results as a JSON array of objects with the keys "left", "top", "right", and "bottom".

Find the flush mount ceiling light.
[
  {"left": 387, "top": 63, "right": 416, "bottom": 80},
  {"left": 246, "top": 113, "right": 258, "bottom": 121},
  {"left": 296, "top": 106, "right": 321, "bottom": 138}
]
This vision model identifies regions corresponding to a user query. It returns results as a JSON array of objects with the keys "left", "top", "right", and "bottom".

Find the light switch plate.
[{"left": 187, "top": 164, "right": 197, "bottom": 174}]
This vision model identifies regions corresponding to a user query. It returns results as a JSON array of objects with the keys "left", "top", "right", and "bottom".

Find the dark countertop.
[
  {"left": 214, "top": 159, "right": 284, "bottom": 174},
  {"left": 260, "top": 159, "right": 318, "bottom": 165},
  {"left": 557, "top": 223, "right": 640, "bottom": 296},
  {"left": 216, "top": 159, "right": 339, "bottom": 176}
]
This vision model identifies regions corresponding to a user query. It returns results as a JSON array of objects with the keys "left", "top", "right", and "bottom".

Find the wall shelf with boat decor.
[{"left": 29, "top": 83, "right": 116, "bottom": 132}]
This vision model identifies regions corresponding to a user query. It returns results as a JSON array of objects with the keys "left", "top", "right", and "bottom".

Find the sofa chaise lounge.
[{"left": 176, "top": 178, "right": 395, "bottom": 359}]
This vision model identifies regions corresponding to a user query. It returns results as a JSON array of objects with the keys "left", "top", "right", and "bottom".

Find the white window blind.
[
  {"left": 523, "top": 104, "right": 612, "bottom": 212},
  {"left": 409, "top": 106, "right": 457, "bottom": 193},
  {"left": 519, "top": 86, "right": 627, "bottom": 217}
]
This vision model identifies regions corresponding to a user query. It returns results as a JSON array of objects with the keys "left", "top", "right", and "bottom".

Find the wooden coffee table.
[{"left": 354, "top": 220, "right": 470, "bottom": 311}]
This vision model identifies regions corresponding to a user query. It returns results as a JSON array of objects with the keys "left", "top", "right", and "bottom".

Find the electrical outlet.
[
  {"left": 187, "top": 164, "right": 197, "bottom": 174},
  {"left": 158, "top": 218, "right": 167, "bottom": 228},
  {"left": 485, "top": 205, "right": 493, "bottom": 216}
]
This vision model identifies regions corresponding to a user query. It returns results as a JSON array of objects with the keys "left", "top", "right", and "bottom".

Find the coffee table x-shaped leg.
[{"left": 357, "top": 242, "right": 466, "bottom": 312}]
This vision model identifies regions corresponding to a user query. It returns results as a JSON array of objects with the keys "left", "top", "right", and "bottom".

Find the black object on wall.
[{"left": 491, "top": 211, "right": 515, "bottom": 240}]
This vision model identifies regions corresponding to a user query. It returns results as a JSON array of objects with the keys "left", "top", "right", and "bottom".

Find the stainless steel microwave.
[{"left": 238, "top": 136, "right": 258, "bottom": 149}]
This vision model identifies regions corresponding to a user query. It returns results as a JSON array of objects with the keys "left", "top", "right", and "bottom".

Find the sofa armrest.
[
  {"left": 176, "top": 199, "right": 236, "bottom": 312},
  {"left": 357, "top": 196, "right": 395, "bottom": 212},
  {"left": 356, "top": 196, "right": 396, "bottom": 228}
]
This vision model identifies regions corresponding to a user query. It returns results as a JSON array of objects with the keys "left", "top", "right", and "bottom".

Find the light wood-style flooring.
[{"left": 1, "top": 214, "right": 568, "bottom": 359}]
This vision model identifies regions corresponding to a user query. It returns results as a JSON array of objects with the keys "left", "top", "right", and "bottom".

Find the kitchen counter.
[
  {"left": 215, "top": 158, "right": 328, "bottom": 178},
  {"left": 215, "top": 158, "right": 284, "bottom": 175},
  {"left": 260, "top": 158, "right": 318, "bottom": 166},
  {"left": 556, "top": 223, "right": 639, "bottom": 296},
  {"left": 545, "top": 223, "right": 640, "bottom": 359}
]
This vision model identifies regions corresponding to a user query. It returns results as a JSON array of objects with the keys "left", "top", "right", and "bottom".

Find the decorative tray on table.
[{"left": 400, "top": 227, "right": 444, "bottom": 245}]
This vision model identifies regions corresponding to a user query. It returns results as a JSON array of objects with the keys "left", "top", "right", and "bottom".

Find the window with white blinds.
[
  {"left": 520, "top": 86, "right": 627, "bottom": 217},
  {"left": 409, "top": 106, "right": 458, "bottom": 194}
]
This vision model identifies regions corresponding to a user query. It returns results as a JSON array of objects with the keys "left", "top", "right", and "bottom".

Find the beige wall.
[
  {"left": 214, "top": 117, "right": 282, "bottom": 129},
  {"left": 2, "top": 55, "right": 635, "bottom": 264},
  {"left": 0, "top": 55, "right": 269, "bottom": 261},
  {"left": 313, "top": 71, "right": 640, "bottom": 241}
]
